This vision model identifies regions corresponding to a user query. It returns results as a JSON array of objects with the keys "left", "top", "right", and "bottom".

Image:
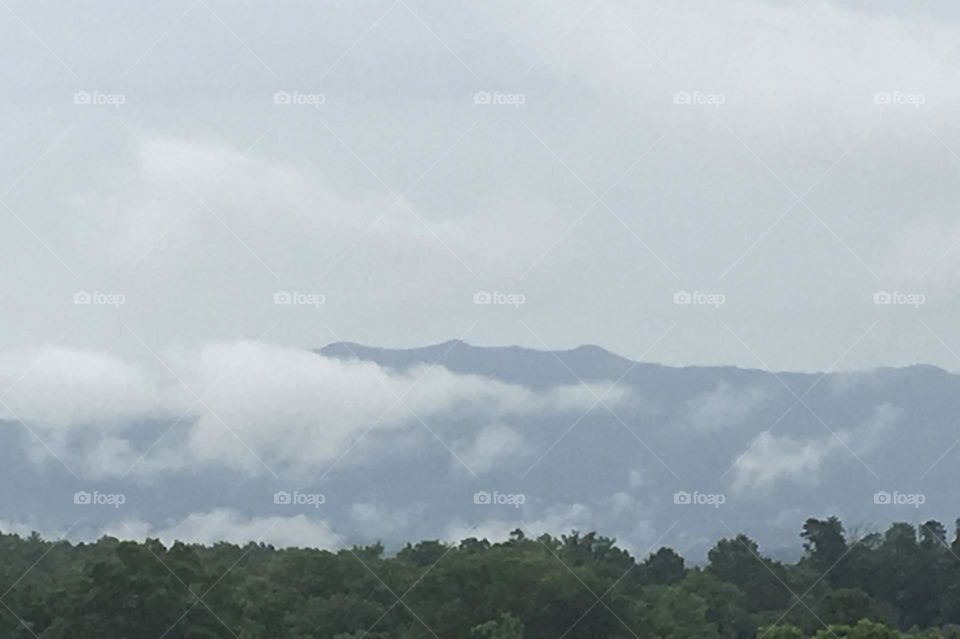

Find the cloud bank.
[{"left": 0, "top": 342, "right": 625, "bottom": 479}]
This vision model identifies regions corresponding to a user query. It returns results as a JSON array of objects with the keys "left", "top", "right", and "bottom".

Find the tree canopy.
[{"left": 0, "top": 518, "right": 958, "bottom": 638}]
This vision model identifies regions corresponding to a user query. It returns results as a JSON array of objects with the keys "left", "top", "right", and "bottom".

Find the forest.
[{"left": 1, "top": 517, "right": 958, "bottom": 638}]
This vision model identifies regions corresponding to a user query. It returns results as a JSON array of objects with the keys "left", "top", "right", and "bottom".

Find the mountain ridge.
[{"left": 318, "top": 339, "right": 953, "bottom": 385}]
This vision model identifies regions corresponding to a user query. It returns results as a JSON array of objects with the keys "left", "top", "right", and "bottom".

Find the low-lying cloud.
[
  {"left": 730, "top": 402, "right": 900, "bottom": 492},
  {"left": 0, "top": 342, "right": 627, "bottom": 479}
]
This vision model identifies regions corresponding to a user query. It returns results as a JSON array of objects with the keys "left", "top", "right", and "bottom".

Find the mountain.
[
  {"left": 319, "top": 340, "right": 640, "bottom": 389},
  {"left": 317, "top": 341, "right": 960, "bottom": 557},
  {"left": 2, "top": 340, "right": 958, "bottom": 560}
]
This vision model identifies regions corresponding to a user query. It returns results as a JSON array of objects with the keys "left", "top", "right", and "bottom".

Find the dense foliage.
[{"left": 2, "top": 518, "right": 960, "bottom": 638}]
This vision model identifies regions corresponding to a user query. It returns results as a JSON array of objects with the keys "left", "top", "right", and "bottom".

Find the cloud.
[
  {"left": 0, "top": 347, "right": 164, "bottom": 474},
  {"left": 104, "top": 509, "right": 342, "bottom": 549},
  {"left": 4, "top": 1, "right": 960, "bottom": 373},
  {"left": 628, "top": 468, "right": 651, "bottom": 488},
  {"left": 0, "top": 342, "right": 625, "bottom": 478},
  {"left": 731, "top": 431, "right": 835, "bottom": 493},
  {"left": 76, "top": 137, "right": 400, "bottom": 270},
  {"left": 73, "top": 134, "right": 567, "bottom": 298},
  {"left": 444, "top": 496, "right": 657, "bottom": 556},
  {"left": 730, "top": 403, "right": 899, "bottom": 492},
  {"left": 0, "top": 519, "right": 45, "bottom": 539},
  {"left": 0, "top": 347, "right": 161, "bottom": 432},
  {"left": 350, "top": 501, "right": 427, "bottom": 537},
  {"left": 169, "top": 341, "right": 618, "bottom": 476},
  {"left": 455, "top": 424, "right": 526, "bottom": 474},
  {"left": 604, "top": 491, "right": 638, "bottom": 518},
  {"left": 444, "top": 503, "right": 593, "bottom": 543},
  {"left": 0, "top": 509, "right": 342, "bottom": 550},
  {"left": 684, "top": 382, "right": 767, "bottom": 431}
]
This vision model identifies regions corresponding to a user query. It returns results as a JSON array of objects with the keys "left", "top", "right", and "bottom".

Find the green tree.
[
  {"left": 758, "top": 624, "right": 804, "bottom": 639},
  {"left": 471, "top": 613, "right": 524, "bottom": 639},
  {"left": 707, "top": 534, "right": 791, "bottom": 612},
  {"left": 640, "top": 547, "right": 685, "bottom": 585}
]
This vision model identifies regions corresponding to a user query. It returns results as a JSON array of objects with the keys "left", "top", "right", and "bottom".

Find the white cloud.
[
  {"left": 170, "top": 342, "right": 617, "bottom": 476},
  {"left": 731, "top": 431, "right": 835, "bottom": 493},
  {"left": 444, "top": 503, "right": 593, "bottom": 543},
  {"left": 350, "top": 501, "right": 427, "bottom": 537},
  {"left": 76, "top": 137, "right": 408, "bottom": 271},
  {"left": 0, "top": 519, "right": 45, "bottom": 539},
  {"left": 455, "top": 424, "right": 526, "bottom": 474},
  {"left": 103, "top": 509, "right": 342, "bottom": 549},
  {"left": 684, "top": 382, "right": 767, "bottom": 431},
  {"left": 0, "top": 342, "right": 625, "bottom": 478},
  {"left": 0, "top": 509, "right": 342, "bottom": 550},
  {"left": 444, "top": 497, "right": 657, "bottom": 556},
  {"left": 731, "top": 403, "right": 899, "bottom": 492},
  {"left": 0, "top": 348, "right": 164, "bottom": 474},
  {"left": 0, "top": 347, "right": 161, "bottom": 433}
]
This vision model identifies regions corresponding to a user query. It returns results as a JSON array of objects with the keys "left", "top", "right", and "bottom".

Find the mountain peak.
[{"left": 319, "top": 340, "right": 647, "bottom": 389}]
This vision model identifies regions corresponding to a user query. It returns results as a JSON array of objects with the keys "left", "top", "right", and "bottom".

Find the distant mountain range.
[
  {"left": 2, "top": 340, "right": 957, "bottom": 560},
  {"left": 316, "top": 341, "right": 960, "bottom": 558}
]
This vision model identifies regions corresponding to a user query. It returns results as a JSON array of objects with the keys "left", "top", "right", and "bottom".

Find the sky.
[
  {"left": 2, "top": 0, "right": 960, "bottom": 373},
  {"left": 1, "top": 0, "right": 960, "bottom": 552}
]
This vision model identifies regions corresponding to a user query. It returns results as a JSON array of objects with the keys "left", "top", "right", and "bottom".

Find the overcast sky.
[{"left": 3, "top": 0, "right": 960, "bottom": 373}]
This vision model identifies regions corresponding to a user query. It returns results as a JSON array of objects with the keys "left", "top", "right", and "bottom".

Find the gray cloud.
[{"left": 1, "top": 0, "right": 959, "bottom": 372}]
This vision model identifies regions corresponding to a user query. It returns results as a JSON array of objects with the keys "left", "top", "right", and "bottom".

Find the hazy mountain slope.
[
  {"left": 317, "top": 342, "right": 960, "bottom": 556},
  {"left": 2, "top": 341, "right": 958, "bottom": 560}
]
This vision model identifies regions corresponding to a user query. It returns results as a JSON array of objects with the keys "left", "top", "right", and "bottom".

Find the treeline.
[{"left": 2, "top": 517, "right": 960, "bottom": 638}]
